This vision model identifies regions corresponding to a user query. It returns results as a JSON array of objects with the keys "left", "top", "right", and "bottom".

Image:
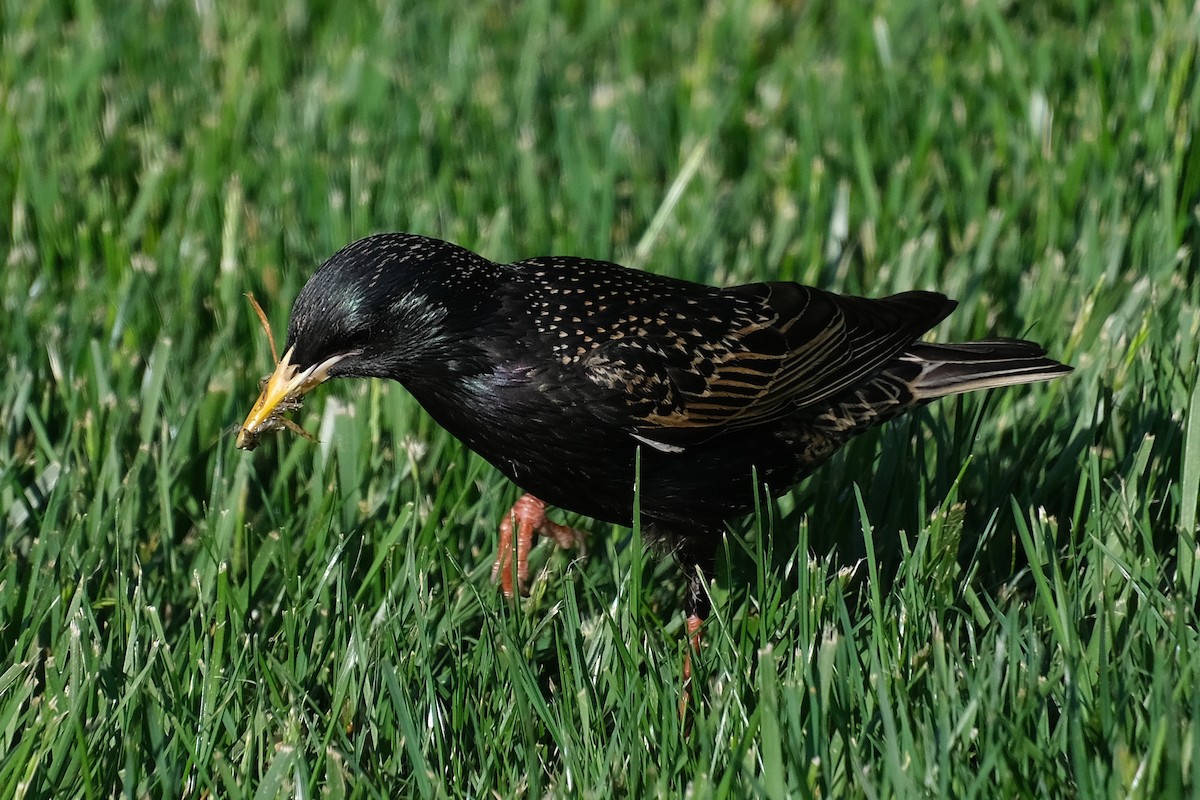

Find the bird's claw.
[{"left": 492, "top": 494, "right": 587, "bottom": 597}]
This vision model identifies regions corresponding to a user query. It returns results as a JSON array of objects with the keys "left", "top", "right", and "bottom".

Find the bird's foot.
[
  {"left": 679, "top": 613, "right": 704, "bottom": 721},
  {"left": 491, "top": 494, "right": 587, "bottom": 597}
]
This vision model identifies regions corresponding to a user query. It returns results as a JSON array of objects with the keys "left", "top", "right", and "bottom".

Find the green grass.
[{"left": 2, "top": 0, "right": 1198, "bottom": 796}]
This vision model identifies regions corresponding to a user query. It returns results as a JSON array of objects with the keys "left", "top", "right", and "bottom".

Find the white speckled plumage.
[{"left": 248, "top": 232, "right": 1072, "bottom": 618}]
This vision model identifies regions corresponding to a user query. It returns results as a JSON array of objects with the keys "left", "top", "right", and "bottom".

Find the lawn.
[{"left": 2, "top": 0, "right": 1198, "bottom": 796}]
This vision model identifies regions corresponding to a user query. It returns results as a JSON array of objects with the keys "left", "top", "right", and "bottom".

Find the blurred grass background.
[{"left": 2, "top": 0, "right": 1198, "bottom": 796}]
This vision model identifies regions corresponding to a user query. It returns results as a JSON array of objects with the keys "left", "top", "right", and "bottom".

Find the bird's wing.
[{"left": 580, "top": 283, "right": 955, "bottom": 447}]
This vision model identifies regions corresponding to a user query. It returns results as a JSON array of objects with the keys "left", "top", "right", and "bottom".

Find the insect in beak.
[{"left": 235, "top": 293, "right": 349, "bottom": 450}]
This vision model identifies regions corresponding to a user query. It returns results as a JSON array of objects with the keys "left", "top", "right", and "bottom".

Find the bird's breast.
[{"left": 401, "top": 360, "right": 629, "bottom": 512}]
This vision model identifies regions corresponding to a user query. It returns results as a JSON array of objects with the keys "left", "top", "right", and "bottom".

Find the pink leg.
[
  {"left": 491, "top": 494, "right": 587, "bottom": 597},
  {"left": 679, "top": 613, "right": 704, "bottom": 721}
]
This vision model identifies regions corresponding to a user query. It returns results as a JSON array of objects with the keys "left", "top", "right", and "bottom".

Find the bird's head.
[{"left": 235, "top": 233, "right": 485, "bottom": 450}]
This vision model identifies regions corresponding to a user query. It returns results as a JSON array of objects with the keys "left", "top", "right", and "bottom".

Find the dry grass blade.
[{"left": 247, "top": 292, "right": 280, "bottom": 363}]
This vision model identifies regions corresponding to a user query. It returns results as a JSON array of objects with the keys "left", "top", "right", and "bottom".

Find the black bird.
[{"left": 237, "top": 233, "right": 1070, "bottom": 640}]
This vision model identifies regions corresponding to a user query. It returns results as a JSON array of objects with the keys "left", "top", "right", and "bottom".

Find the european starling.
[{"left": 237, "top": 233, "right": 1071, "bottom": 631}]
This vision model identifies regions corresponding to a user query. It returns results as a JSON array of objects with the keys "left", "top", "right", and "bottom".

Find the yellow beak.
[{"left": 235, "top": 346, "right": 351, "bottom": 450}]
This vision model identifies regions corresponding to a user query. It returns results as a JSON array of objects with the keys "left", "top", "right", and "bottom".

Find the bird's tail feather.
[
  {"left": 788, "top": 338, "right": 1070, "bottom": 462},
  {"left": 901, "top": 339, "right": 1072, "bottom": 400}
]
